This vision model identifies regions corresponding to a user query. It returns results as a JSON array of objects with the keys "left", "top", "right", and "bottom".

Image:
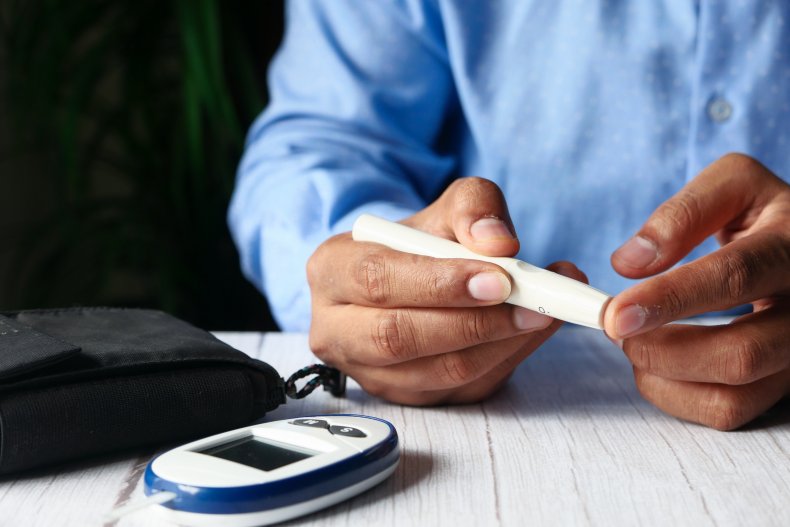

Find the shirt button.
[{"left": 707, "top": 97, "right": 733, "bottom": 123}]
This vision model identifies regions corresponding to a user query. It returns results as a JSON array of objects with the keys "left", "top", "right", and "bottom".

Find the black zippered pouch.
[{"left": 0, "top": 307, "right": 288, "bottom": 475}]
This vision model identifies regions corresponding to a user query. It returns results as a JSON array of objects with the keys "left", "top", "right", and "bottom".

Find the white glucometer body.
[
  {"left": 352, "top": 214, "right": 612, "bottom": 329},
  {"left": 143, "top": 414, "right": 399, "bottom": 527}
]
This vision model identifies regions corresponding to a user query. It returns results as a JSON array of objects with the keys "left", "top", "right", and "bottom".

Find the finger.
[
  {"left": 311, "top": 261, "right": 582, "bottom": 367},
  {"left": 612, "top": 153, "right": 786, "bottom": 278},
  {"left": 313, "top": 302, "right": 553, "bottom": 368},
  {"left": 372, "top": 335, "right": 541, "bottom": 406},
  {"left": 604, "top": 232, "right": 790, "bottom": 338},
  {"left": 407, "top": 177, "right": 520, "bottom": 257},
  {"left": 350, "top": 317, "right": 563, "bottom": 403},
  {"left": 620, "top": 307, "right": 790, "bottom": 385},
  {"left": 437, "top": 336, "right": 544, "bottom": 404},
  {"left": 345, "top": 263, "right": 585, "bottom": 399},
  {"left": 308, "top": 233, "right": 513, "bottom": 308},
  {"left": 633, "top": 366, "right": 790, "bottom": 430}
]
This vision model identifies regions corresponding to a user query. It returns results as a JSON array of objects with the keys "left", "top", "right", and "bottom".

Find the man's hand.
[
  {"left": 605, "top": 153, "right": 790, "bottom": 430},
  {"left": 307, "top": 177, "right": 585, "bottom": 405}
]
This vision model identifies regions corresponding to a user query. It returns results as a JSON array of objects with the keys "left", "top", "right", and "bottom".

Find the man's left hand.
[{"left": 604, "top": 153, "right": 790, "bottom": 430}]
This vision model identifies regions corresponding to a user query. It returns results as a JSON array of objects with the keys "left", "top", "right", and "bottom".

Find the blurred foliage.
[{"left": 0, "top": 0, "right": 282, "bottom": 329}]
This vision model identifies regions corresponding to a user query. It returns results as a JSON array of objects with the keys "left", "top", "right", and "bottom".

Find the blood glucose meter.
[{"left": 142, "top": 414, "right": 399, "bottom": 526}]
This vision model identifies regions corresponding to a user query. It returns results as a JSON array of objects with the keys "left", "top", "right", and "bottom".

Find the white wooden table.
[{"left": 1, "top": 325, "right": 788, "bottom": 527}]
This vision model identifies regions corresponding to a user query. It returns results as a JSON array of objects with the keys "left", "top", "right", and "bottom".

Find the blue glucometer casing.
[{"left": 144, "top": 414, "right": 399, "bottom": 526}]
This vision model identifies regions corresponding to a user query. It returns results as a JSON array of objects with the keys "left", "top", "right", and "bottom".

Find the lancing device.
[{"left": 351, "top": 214, "right": 612, "bottom": 330}]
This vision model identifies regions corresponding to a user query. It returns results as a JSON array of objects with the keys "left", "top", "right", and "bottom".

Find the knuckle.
[
  {"left": 307, "top": 234, "right": 346, "bottom": 290},
  {"left": 623, "top": 338, "right": 655, "bottom": 372},
  {"left": 306, "top": 252, "right": 319, "bottom": 286},
  {"left": 306, "top": 243, "right": 329, "bottom": 288},
  {"left": 699, "top": 390, "right": 746, "bottom": 431},
  {"left": 358, "top": 253, "right": 391, "bottom": 305},
  {"left": 719, "top": 152, "right": 782, "bottom": 188},
  {"left": 371, "top": 310, "right": 418, "bottom": 363},
  {"left": 453, "top": 175, "right": 493, "bottom": 192},
  {"left": 462, "top": 176, "right": 499, "bottom": 193},
  {"left": 721, "top": 152, "right": 761, "bottom": 175},
  {"left": 435, "top": 353, "right": 477, "bottom": 387},
  {"left": 454, "top": 176, "right": 504, "bottom": 207},
  {"left": 719, "top": 334, "right": 764, "bottom": 385},
  {"left": 653, "top": 192, "right": 703, "bottom": 238},
  {"left": 309, "top": 325, "right": 336, "bottom": 364},
  {"left": 658, "top": 278, "right": 689, "bottom": 319},
  {"left": 308, "top": 329, "right": 326, "bottom": 359},
  {"left": 458, "top": 309, "right": 497, "bottom": 344},
  {"left": 720, "top": 250, "right": 759, "bottom": 304},
  {"left": 425, "top": 266, "right": 453, "bottom": 303}
]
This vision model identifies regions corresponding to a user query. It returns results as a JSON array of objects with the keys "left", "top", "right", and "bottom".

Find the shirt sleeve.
[{"left": 228, "top": 0, "right": 457, "bottom": 331}]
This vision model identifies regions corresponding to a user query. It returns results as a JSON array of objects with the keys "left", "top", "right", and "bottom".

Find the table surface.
[{"left": 1, "top": 324, "right": 788, "bottom": 527}]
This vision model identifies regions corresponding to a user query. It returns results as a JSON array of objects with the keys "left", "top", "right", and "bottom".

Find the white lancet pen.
[{"left": 351, "top": 214, "right": 612, "bottom": 330}]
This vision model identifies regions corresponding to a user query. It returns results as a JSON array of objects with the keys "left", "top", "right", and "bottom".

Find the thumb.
[
  {"left": 611, "top": 153, "right": 780, "bottom": 279},
  {"left": 440, "top": 177, "right": 521, "bottom": 257}
]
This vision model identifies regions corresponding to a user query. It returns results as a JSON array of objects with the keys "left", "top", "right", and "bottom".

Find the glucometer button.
[
  {"left": 292, "top": 418, "right": 329, "bottom": 429},
  {"left": 329, "top": 425, "right": 367, "bottom": 438}
]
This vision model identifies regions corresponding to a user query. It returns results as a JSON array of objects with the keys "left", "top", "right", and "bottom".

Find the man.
[{"left": 229, "top": 1, "right": 790, "bottom": 429}]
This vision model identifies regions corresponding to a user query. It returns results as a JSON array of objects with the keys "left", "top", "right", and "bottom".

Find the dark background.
[{"left": 0, "top": 0, "right": 286, "bottom": 330}]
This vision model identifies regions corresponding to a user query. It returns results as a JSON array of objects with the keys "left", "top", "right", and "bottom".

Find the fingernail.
[
  {"left": 616, "top": 304, "right": 647, "bottom": 338},
  {"left": 470, "top": 217, "right": 514, "bottom": 241},
  {"left": 468, "top": 272, "right": 511, "bottom": 301},
  {"left": 512, "top": 307, "right": 553, "bottom": 331},
  {"left": 614, "top": 236, "right": 658, "bottom": 268}
]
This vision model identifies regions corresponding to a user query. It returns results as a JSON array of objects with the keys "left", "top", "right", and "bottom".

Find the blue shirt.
[{"left": 229, "top": 1, "right": 790, "bottom": 331}]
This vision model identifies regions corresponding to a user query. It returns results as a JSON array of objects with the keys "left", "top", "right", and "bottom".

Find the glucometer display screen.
[{"left": 199, "top": 436, "right": 318, "bottom": 472}]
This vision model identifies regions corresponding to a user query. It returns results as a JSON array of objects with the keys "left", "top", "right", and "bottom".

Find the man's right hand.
[{"left": 306, "top": 177, "right": 585, "bottom": 405}]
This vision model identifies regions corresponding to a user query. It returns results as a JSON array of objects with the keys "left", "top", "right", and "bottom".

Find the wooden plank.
[
  {"left": 230, "top": 331, "right": 790, "bottom": 527},
  {"left": 0, "top": 454, "right": 148, "bottom": 527},
  {"left": 1, "top": 327, "right": 787, "bottom": 526}
]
